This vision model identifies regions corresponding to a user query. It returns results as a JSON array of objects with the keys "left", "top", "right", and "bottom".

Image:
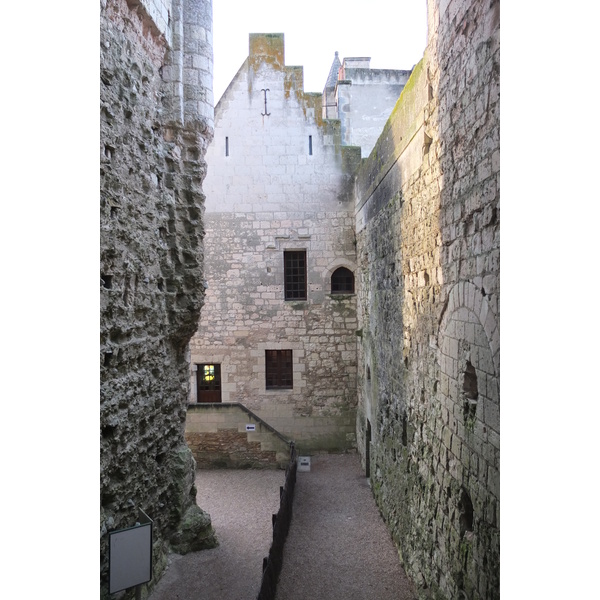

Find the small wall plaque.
[{"left": 298, "top": 456, "right": 311, "bottom": 472}]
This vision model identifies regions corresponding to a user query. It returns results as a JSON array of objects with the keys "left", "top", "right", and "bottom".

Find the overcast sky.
[{"left": 212, "top": 0, "right": 428, "bottom": 103}]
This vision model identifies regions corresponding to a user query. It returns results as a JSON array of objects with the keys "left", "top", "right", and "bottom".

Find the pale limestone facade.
[
  {"left": 335, "top": 57, "right": 412, "bottom": 157},
  {"left": 102, "top": 0, "right": 500, "bottom": 598},
  {"left": 185, "top": 403, "right": 291, "bottom": 468},
  {"left": 186, "top": 1, "right": 500, "bottom": 595},
  {"left": 189, "top": 33, "right": 410, "bottom": 453}
]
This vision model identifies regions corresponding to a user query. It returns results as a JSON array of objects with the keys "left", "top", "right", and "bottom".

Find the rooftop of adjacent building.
[{"left": 246, "top": 33, "right": 412, "bottom": 95}]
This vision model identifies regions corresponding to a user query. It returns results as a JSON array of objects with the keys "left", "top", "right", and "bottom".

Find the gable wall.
[{"left": 189, "top": 34, "right": 360, "bottom": 454}]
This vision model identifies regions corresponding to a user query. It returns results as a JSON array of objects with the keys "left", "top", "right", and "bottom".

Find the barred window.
[
  {"left": 284, "top": 250, "right": 307, "bottom": 300},
  {"left": 265, "top": 350, "right": 293, "bottom": 389},
  {"left": 331, "top": 267, "right": 355, "bottom": 294}
]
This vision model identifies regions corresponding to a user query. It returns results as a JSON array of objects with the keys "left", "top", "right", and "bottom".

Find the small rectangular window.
[
  {"left": 265, "top": 350, "right": 293, "bottom": 389},
  {"left": 284, "top": 250, "right": 307, "bottom": 300},
  {"left": 309, "top": 135, "right": 313, "bottom": 155},
  {"left": 225, "top": 137, "right": 229, "bottom": 157}
]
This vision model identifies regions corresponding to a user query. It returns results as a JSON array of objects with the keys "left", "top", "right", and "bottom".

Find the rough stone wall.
[
  {"left": 189, "top": 34, "right": 360, "bottom": 454},
  {"left": 185, "top": 404, "right": 291, "bottom": 468},
  {"left": 137, "top": 0, "right": 173, "bottom": 45},
  {"left": 354, "top": 1, "right": 500, "bottom": 599},
  {"left": 100, "top": 0, "right": 216, "bottom": 597}
]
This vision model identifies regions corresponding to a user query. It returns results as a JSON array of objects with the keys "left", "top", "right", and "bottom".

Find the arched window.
[{"left": 331, "top": 267, "right": 355, "bottom": 294}]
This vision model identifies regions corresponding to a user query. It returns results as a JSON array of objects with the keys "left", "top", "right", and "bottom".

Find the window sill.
[{"left": 285, "top": 300, "right": 309, "bottom": 309}]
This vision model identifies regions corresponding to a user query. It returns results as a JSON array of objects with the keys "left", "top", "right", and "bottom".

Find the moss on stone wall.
[{"left": 354, "top": 1, "right": 500, "bottom": 599}]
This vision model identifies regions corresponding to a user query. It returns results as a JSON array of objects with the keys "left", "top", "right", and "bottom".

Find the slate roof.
[{"left": 323, "top": 51, "right": 342, "bottom": 91}]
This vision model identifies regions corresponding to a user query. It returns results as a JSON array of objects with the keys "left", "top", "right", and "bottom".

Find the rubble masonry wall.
[
  {"left": 354, "top": 1, "right": 500, "bottom": 598},
  {"left": 100, "top": 1, "right": 215, "bottom": 597}
]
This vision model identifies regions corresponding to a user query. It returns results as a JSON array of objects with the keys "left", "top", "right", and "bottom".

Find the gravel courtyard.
[
  {"left": 147, "top": 453, "right": 415, "bottom": 600},
  {"left": 275, "top": 453, "right": 415, "bottom": 600}
]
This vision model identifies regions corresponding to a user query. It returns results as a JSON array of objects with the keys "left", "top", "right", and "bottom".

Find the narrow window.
[
  {"left": 365, "top": 419, "right": 371, "bottom": 477},
  {"left": 458, "top": 488, "right": 474, "bottom": 536},
  {"left": 225, "top": 137, "right": 229, "bottom": 157},
  {"left": 423, "top": 132, "right": 432, "bottom": 155},
  {"left": 463, "top": 361, "right": 478, "bottom": 425},
  {"left": 265, "top": 350, "right": 293, "bottom": 389},
  {"left": 331, "top": 267, "right": 354, "bottom": 294},
  {"left": 309, "top": 135, "right": 313, "bottom": 155},
  {"left": 284, "top": 250, "right": 307, "bottom": 300}
]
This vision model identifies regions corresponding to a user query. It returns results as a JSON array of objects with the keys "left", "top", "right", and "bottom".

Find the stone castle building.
[
  {"left": 188, "top": 32, "right": 412, "bottom": 452},
  {"left": 101, "top": 0, "right": 499, "bottom": 598}
]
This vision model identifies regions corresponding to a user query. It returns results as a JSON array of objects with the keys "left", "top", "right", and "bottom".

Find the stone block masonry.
[
  {"left": 354, "top": 1, "right": 500, "bottom": 599},
  {"left": 98, "top": 3, "right": 501, "bottom": 598},
  {"left": 138, "top": 0, "right": 173, "bottom": 45},
  {"left": 189, "top": 34, "right": 362, "bottom": 455},
  {"left": 185, "top": 403, "right": 292, "bottom": 468},
  {"left": 100, "top": 1, "right": 215, "bottom": 598},
  {"left": 335, "top": 58, "right": 412, "bottom": 157}
]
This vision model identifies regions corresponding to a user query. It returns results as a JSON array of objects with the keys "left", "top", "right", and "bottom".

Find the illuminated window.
[
  {"left": 284, "top": 250, "right": 307, "bottom": 300},
  {"left": 331, "top": 267, "right": 354, "bottom": 294},
  {"left": 265, "top": 350, "right": 293, "bottom": 389},
  {"left": 197, "top": 363, "right": 221, "bottom": 403}
]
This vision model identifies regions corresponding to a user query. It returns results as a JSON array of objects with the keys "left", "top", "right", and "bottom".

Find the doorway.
[{"left": 197, "top": 363, "right": 222, "bottom": 403}]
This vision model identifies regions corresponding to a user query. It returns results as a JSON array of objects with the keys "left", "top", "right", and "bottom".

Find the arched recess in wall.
[
  {"left": 331, "top": 267, "right": 355, "bottom": 294},
  {"left": 438, "top": 281, "right": 499, "bottom": 379},
  {"left": 436, "top": 280, "right": 499, "bottom": 527},
  {"left": 323, "top": 258, "right": 357, "bottom": 294}
]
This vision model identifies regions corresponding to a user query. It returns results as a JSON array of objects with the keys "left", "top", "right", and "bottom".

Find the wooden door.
[{"left": 197, "top": 364, "right": 222, "bottom": 403}]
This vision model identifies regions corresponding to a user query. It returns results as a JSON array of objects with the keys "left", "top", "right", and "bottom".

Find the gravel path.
[
  {"left": 148, "top": 453, "right": 415, "bottom": 600},
  {"left": 148, "top": 469, "right": 285, "bottom": 600},
  {"left": 275, "top": 453, "right": 416, "bottom": 600}
]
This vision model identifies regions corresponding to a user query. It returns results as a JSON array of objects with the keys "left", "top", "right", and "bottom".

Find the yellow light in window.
[{"left": 203, "top": 365, "right": 215, "bottom": 381}]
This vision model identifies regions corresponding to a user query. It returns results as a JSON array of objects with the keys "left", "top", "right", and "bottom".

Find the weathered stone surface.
[
  {"left": 185, "top": 403, "right": 291, "bottom": 468},
  {"left": 101, "top": 1, "right": 500, "bottom": 598},
  {"left": 354, "top": 1, "right": 500, "bottom": 599},
  {"left": 188, "top": 34, "right": 371, "bottom": 454},
  {"left": 100, "top": 1, "right": 215, "bottom": 597},
  {"left": 169, "top": 504, "right": 217, "bottom": 553}
]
